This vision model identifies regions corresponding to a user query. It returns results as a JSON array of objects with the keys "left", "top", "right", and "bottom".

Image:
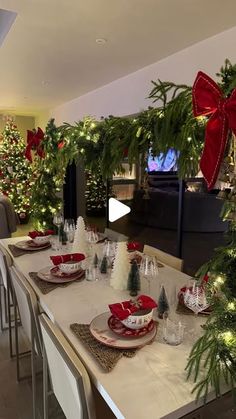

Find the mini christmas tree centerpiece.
[
  {"left": 127, "top": 261, "right": 140, "bottom": 297},
  {"left": 93, "top": 253, "right": 99, "bottom": 268},
  {"left": 110, "top": 241, "right": 130, "bottom": 290},
  {"left": 100, "top": 256, "right": 108, "bottom": 274},
  {"left": 72, "top": 216, "right": 89, "bottom": 255},
  {"left": 157, "top": 285, "right": 169, "bottom": 319}
]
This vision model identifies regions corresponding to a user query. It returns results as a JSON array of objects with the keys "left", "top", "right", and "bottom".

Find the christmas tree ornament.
[{"left": 110, "top": 241, "right": 130, "bottom": 290}]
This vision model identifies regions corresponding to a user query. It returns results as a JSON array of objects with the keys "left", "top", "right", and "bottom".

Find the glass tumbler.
[{"left": 163, "top": 316, "right": 185, "bottom": 346}]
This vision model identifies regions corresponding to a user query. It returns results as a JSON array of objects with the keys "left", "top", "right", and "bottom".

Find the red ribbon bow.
[
  {"left": 127, "top": 241, "right": 141, "bottom": 251},
  {"left": 25, "top": 127, "right": 45, "bottom": 162},
  {"left": 109, "top": 295, "right": 157, "bottom": 320},
  {"left": 28, "top": 230, "right": 54, "bottom": 239},
  {"left": 192, "top": 71, "right": 236, "bottom": 189},
  {"left": 50, "top": 253, "right": 85, "bottom": 266}
]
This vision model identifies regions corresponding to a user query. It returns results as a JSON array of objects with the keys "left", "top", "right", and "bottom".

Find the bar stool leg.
[
  {"left": 31, "top": 326, "right": 37, "bottom": 419},
  {"left": 43, "top": 345, "right": 48, "bottom": 419}
]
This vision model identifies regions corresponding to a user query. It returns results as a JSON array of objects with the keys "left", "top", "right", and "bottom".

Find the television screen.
[{"left": 147, "top": 148, "right": 179, "bottom": 173}]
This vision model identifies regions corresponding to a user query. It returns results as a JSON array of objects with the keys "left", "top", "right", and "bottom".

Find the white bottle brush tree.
[
  {"left": 110, "top": 241, "right": 130, "bottom": 290},
  {"left": 72, "top": 216, "right": 89, "bottom": 255}
]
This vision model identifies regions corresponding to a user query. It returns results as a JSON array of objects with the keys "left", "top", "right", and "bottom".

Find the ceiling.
[{"left": 1, "top": 0, "right": 236, "bottom": 116}]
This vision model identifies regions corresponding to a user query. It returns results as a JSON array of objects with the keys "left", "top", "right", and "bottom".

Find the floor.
[
  {"left": 0, "top": 298, "right": 65, "bottom": 419},
  {"left": 0, "top": 325, "right": 235, "bottom": 419}
]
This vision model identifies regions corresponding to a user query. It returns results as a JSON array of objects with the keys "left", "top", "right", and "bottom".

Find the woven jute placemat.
[
  {"left": 8, "top": 244, "right": 49, "bottom": 257},
  {"left": 176, "top": 301, "right": 211, "bottom": 316},
  {"left": 70, "top": 323, "right": 137, "bottom": 372},
  {"left": 29, "top": 271, "right": 84, "bottom": 295}
]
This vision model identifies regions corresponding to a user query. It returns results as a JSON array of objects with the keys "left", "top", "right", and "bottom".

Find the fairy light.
[
  {"left": 221, "top": 331, "right": 233, "bottom": 344},
  {"left": 227, "top": 302, "right": 235, "bottom": 311},
  {"left": 213, "top": 275, "right": 225, "bottom": 287}
]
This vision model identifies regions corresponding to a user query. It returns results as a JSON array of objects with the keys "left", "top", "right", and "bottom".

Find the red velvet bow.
[
  {"left": 25, "top": 127, "right": 45, "bottom": 162},
  {"left": 127, "top": 241, "right": 141, "bottom": 251},
  {"left": 192, "top": 71, "right": 236, "bottom": 189},
  {"left": 109, "top": 295, "right": 157, "bottom": 320},
  {"left": 28, "top": 229, "right": 54, "bottom": 239}
]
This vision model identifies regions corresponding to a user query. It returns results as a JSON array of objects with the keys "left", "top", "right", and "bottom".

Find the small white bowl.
[
  {"left": 121, "top": 309, "right": 153, "bottom": 330},
  {"left": 59, "top": 261, "right": 81, "bottom": 274},
  {"left": 32, "top": 235, "right": 51, "bottom": 245}
]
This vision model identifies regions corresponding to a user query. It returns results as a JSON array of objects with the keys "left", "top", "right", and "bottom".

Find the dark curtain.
[{"left": 63, "top": 163, "right": 77, "bottom": 220}]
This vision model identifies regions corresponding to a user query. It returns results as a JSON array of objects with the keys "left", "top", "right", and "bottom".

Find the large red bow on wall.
[
  {"left": 25, "top": 127, "right": 45, "bottom": 162},
  {"left": 192, "top": 71, "right": 236, "bottom": 189}
]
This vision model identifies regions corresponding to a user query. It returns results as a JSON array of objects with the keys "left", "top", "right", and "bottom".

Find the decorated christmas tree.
[
  {"left": 127, "top": 261, "right": 140, "bottom": 297},
  {"left": 0, "top": 119, "right": 32, "bottom": 222},
  {"left": 85, "top": 169, "right": 107, "bottom": 216}
]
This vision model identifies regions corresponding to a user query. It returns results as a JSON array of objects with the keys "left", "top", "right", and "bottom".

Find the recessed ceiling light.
[
  {"left": 41, "top": 80, "right": 50, "bottom": 86},
  {"left": 95, "top": 38, "right": 107, "bottom": 45}
]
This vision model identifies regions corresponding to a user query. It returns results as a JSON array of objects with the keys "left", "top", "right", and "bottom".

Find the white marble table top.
[{"left": 0, "top": 237, "right": 211, "bottom": 419}]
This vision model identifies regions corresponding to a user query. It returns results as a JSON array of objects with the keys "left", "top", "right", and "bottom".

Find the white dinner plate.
[
  {"left": 89, "top": 312, "right": 157, "bottom": 349},
  {"left": 37, "top": 266, "right": 84, "bottom": 284},
  {"left": 14, "top": 240, "right": 51, "bottom": 251}
]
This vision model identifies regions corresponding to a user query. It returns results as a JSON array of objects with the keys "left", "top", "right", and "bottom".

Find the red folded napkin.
[
  {"left": 127, "top": 241, "right": 141, "bottom": 251},
  {"left": 29, "top": 229, "right": 54, "bottom": 239},
  {"left": 50, "top": 253, "right": 85, "bottom": 266},
  {"left": 109, "top": 295, "right": 157, "bottom": 320}
]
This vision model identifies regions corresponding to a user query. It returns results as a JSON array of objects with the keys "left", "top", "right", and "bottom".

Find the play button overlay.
[{"left": 108, "top": 198, "right": 131, "bottom": 222}]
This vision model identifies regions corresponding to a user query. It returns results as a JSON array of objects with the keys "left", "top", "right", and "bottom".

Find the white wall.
[
  {"left": 50, "top": 26, "right": 236, "bottom": 124},
  {"left": 0, "top": 114, "right": 35, "bottom": 142},
  {"left": 34, "top": 110, "right": 50, "bottom": 131}
]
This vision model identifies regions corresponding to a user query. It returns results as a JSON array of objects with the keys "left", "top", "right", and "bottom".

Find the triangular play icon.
[{"left": 108, "top": 198, "right": 131, "bottom": 222}]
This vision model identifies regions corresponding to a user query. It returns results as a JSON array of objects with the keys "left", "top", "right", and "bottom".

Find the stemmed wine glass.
[
  {"left": 53, "top": 213, "right": 64, "bottom": 250},
  {"left": 103, "top": 240, "right": 116, "bottom": 268},
  {"left": 139, "top": 255, "right": 158, "bottom": 295},
  {"left": 183, "top": 282, "right": 209, "bottom": 315},
  {"left": 87, "top": 230, "right": 99, "bottom": 257},
  {"left": 64, "top": 219, "right": 75, "bottom": 244}
]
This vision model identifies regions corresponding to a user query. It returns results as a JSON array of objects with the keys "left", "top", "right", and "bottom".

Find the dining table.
[{"left": 0, "top": 236, "right": 217, "bottom": 419}]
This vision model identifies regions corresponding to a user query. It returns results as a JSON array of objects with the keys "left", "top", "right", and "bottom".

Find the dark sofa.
[{"left": 130, "top": 188, "right": 228, "bottom": 232}]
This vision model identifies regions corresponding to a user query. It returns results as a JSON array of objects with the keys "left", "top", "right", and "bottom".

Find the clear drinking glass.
[
  {"left": 103, "top": 240, "right": 116, "bottom": 268},
  {"left": 163, "top": 316, "right": 185, "bottom": 345}
]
